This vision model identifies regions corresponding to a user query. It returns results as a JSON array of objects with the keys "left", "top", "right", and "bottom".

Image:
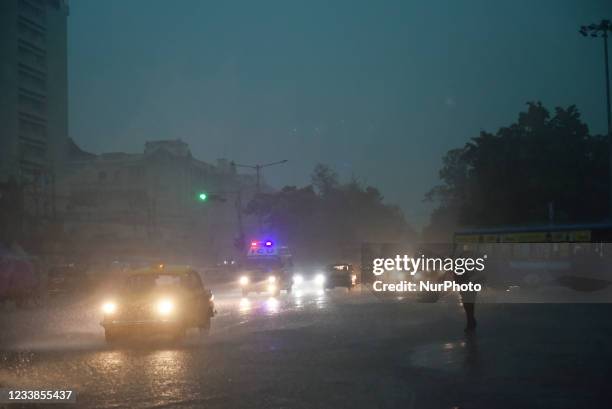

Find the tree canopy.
[
  {"left": 246, "top": 164, "right": 414, "bottom": 262},
  {"left": 425, "top": 102, "right": 608, "bottom": 239}
]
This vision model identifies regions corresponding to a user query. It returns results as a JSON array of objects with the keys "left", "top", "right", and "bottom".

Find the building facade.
[
  {"left": 56, "top": 139, "right": 260, "bottom": 265},
  {"left": 0, "top": 0, "right": 69, "bottom": 187}
]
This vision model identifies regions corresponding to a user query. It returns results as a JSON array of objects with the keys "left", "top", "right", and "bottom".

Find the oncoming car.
[
  {"left": 100, "top": 265, "right": 215, "bottom": 343},
  {"left": 292, "top": 263, "right": 358, "bottom": 292},
  {"left": 324, "top": 263, "right": 358, "bottom": 290}
]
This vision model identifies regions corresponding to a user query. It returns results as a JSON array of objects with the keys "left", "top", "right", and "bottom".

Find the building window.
[
  {"left": 18, "top": 22, "right": 45, "bottom": 47},
  {"left": 19, "top": 93, "right": 46, "bottom": 116},
  {"left": 19, "top": 118, "right": 47, "bottom": 140},
  {"left": 18, "top": 46, "right": 46, "bottom": 70},
  {"left": 20, "top": 141, "right": 46, "bottom": 160},
  {"left": 19, "top": 69, "right": 46, "bottom": 93},
  {"left": 18, "top": 0, "right": 46, "bottom": 25}
]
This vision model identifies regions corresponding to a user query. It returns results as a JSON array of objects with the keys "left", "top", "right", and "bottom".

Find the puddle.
[{"left": 409, "top": 336, "right": 481, "bottom": 373}]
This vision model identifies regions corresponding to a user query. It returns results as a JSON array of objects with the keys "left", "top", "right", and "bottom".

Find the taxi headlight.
[
  {"left": 268, "top": 275, "right": 276, "bottom": 284},
  {"left": 293, "top": 274, "right": 304, "bottom": 285},
  {"left": 157, "top": 299, "right": 174, "bottom": 316},
  {"left": 102, "top": 301, "right": 117, "bottom": 314},
  {"left": 315, "top": 273, "right": 326, "bottom": 285},
  {"left": 239, "top": 276, "right": 249, "bottom": 285}
]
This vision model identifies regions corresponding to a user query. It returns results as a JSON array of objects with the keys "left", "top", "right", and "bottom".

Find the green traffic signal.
[{"left": 197, "top": 192, "right": 208, "bottom": 201}]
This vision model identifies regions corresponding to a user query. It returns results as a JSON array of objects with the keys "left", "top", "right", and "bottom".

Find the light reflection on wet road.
[
  {"left": 1, "top": 286, "right": 611, "bottom": 408},
  {"left": 0, "top": 286, "right": 362, "bottom": 408}
]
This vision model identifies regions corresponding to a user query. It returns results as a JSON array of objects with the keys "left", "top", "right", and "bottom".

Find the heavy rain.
[{"left": 1, "top": 1, "right": 612, "bottom": 408}]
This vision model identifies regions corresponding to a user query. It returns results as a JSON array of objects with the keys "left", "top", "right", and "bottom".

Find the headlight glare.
[
  {"left": 268, "top": 275, "right": 276, "bottom": 283},
  {"left": 102, "top": 301, "right": 117, "bottom": 314},
  {"left": 315, "top": 273, "right": 326, "bottom": 285},
  {"left": 157, "top": 299, "right": 174, "bottom": 316},
  {"left": 239, "top": 276, "right": 249, "bottom": 285},
  {"left": 293, "top": 274, "right": 304, "bottom": 285}
]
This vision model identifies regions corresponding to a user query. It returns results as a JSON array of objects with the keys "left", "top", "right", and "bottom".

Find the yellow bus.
[{"left": 454, "top": 223, "right": 612, "bottom": 291}]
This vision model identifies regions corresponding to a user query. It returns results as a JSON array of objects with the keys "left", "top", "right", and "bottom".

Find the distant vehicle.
[
  {"left": 292, "top": 263, "right": 358, "bottom": 291},
  {"left": 324, "top": 263, "right": 358, "bottom": 290},
  {"left": 100, "top": 265, "right": 215, "bottom": 343},
  {"left": 238, "top": 240, "right": 292, "bottom": 296},
  {"left": 454, "top": 223, "right": 612, "bottom": 291}
]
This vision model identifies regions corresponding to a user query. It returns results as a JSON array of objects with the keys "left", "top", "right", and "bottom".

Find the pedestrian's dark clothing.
[{"left": 456, "top": 270, "right": 477, "bottom": 331}]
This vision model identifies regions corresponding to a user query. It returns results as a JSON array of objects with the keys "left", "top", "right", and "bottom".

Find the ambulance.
[{"left": 238, "top": 240, "right": 293, "bottom": 296}]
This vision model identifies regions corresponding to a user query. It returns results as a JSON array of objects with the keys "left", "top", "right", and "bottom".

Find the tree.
[
  {"left": 425, "top": 102, "right": 608, "bottom": 237},
  {"left": 311, "top": 163, "right": 339, "bottom": 196},
  {"left": 246, "top": 165, "right": 414, "bottom": 262}
]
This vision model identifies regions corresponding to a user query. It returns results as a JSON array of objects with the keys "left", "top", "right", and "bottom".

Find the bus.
[{"left": 454, "top": 223, "right": 612, "bottom": 291}]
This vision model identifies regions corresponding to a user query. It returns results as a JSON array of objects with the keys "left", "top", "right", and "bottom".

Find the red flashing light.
[{"left": 251, "top": 241, "right": 258, "bottom": 247}]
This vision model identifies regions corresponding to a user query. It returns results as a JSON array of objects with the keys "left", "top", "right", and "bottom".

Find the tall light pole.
[
  {"left": 234, "top": 159, "right": 288, "bottom": 233},
  {"left": 234, "top": 160, "right": 288, "bottom": 194},
  {"left": 580, "top": 19, "right": 612, "bottom": 216}
]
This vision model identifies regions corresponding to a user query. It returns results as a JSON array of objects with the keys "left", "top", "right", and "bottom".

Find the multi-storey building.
[
  {"left": 56, "top": 139, "right": 260, "bottom": 265},
  {"left": 0, "top": 0, "right": 69, "bottom": 187}
]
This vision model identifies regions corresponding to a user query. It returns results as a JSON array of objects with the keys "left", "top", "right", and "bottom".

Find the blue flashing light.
[{"left": 265, "top": 241, "right": 273, "bottom": 247}]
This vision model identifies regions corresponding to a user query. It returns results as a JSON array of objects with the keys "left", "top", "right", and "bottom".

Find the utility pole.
[
  {"left": 234, "top": 189, "right": 245, "bottom": 247},
  {"left": 580, "top": 19, "right": 612, "bottom": 216},
  {"left": 234, "top": 159, "right": 288, "bottom": 232},
  {"left": 234, "top": 160, "right": 288, "bottom": 194}
]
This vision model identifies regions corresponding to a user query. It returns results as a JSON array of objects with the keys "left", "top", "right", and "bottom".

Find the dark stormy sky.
[{"left": 68, "top": 0, "right": 611, "bottom": 227}]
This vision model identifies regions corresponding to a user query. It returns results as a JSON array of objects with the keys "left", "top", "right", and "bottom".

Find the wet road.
[{"left": 1, "top": 284, "right": 612, "bottom": 408}]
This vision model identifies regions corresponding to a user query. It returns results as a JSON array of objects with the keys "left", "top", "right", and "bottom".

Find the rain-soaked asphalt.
[{"left": 1, "top": 283, "right": 612, "bottom": 409}]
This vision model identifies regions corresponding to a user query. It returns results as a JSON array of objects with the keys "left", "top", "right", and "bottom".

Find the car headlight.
[
  {"left": 315, "top": 273, "right": 326, "bottom": 285},
  {"left": 157, "top": 299, "right": 174, "bottom": 316},
  {"left": 102, "top": 301, "right": 117, "bottom": 314},
  {"left": 268, "top": 275, "right": 276, "bottom": 284},
  {"left": 293, "top": 274, "right": 304, "bottom": 285},
  {"left": 239, "top": 276, "right": 249, "bottom": 285}
]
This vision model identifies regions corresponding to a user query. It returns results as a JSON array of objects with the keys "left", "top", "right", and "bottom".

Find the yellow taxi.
[{"left": 100, "top": 265, "right": 215, "bottom": 343}]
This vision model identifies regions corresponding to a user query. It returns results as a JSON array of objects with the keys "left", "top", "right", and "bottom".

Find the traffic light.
[{"left": 196, "top": 191, "right": 226, "bottom": 203}]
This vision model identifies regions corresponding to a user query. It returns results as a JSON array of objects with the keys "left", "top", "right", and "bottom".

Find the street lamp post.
[
  {"left": 234, "top": 159, "right": 288, "bottom": 232},
  {"left": 234, "top": 160, "right": 288, "bottom": 194},
  {"left": 580, "top": 19, "right": 612, "bottom": 216}
]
